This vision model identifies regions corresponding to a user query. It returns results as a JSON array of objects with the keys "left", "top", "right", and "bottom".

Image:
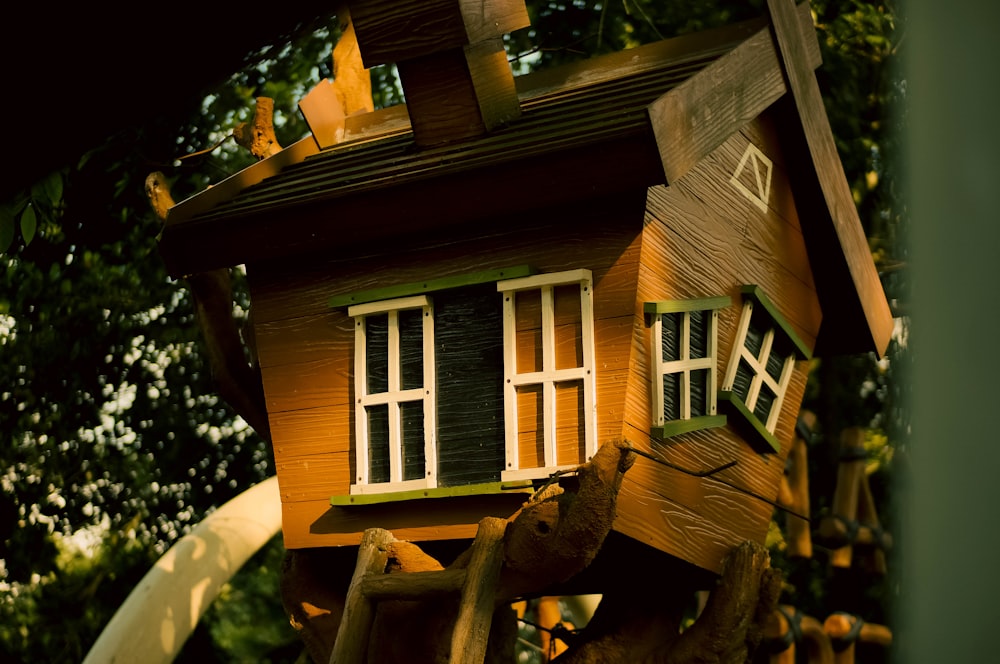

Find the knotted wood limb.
[
  {"left": 145, "top": 173, "right": 270, "bottom": 440},
  {"left": 498, "top": 440, "right": 635, "bottom": 599},
  {"left": 555, "top": 541, "right": 781, "bottom": 664},
  {"left": 233, "top": 97, "right": 282, "bottom": 160},
  {"left": 282, "top": 442, "right": 634, "bottom": 663}
]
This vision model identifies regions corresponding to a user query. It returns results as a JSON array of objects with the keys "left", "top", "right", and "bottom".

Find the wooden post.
[
  {"left": 816, "top": 427, "right": 890, "bottom": 572},
  {"left": 777, "top": 411, "right": 815, "bottom": 558},
  {"left": 329, "top": 527, "right": 395, "bottom": 664},
  {"left": 347, "top": 0, "right": 529, "bottom": 145},
  {"left": 823, "top": 612, "right": 892, "bottom": 664},
  {"left": 449, "top": 516, "right": 507, "bottom": 664},
  {"left": 764, "top": 605, "right": 834, "bottom": 664}
]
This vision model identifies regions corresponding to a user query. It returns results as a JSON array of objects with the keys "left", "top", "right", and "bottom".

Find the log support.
[{"left": 815, "top": 427, "right": 891, "bottom": 572}]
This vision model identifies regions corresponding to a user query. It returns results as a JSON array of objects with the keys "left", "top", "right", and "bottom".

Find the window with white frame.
[
  {"left": 349, "top": 295, "right": 436, "bottom": 494},
  {"left": 497, "top": 269, "right": 597, "bottom": 481},
  {"left": 646, "top": 297, "right": 730, "bottom": 439},
  {"left": 720, "top": 286, "right": 811, "bottom": 453}
]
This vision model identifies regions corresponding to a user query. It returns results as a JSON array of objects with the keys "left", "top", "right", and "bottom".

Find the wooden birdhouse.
[{"left": 159, "top": 0, "right": 893, "bottom": 576}]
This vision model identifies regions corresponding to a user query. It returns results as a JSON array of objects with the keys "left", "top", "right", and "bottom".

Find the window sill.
[
  {"left": 651, "top": 414, "right": 727, "bottom": 441},
  {"left": 332, "top": 480, "right": 534, "bottom": 506}
]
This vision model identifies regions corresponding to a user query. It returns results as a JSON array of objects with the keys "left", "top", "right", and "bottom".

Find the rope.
[{"left": 829, "top": 612, "right": 865, "bottom": 652}]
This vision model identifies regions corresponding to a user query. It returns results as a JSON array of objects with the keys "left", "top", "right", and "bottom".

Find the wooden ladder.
[{"left": 329, "top": 516, "right": 507, "bottom": 664}]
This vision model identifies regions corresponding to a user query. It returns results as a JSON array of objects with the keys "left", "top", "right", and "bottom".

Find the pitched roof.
[{"left": 160, "top": 1, "right": 891, "bottom": 356}]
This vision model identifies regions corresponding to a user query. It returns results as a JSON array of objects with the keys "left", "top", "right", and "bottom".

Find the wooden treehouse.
[{"left": 159, "top": 0, "right": 892, "bottom": 580}]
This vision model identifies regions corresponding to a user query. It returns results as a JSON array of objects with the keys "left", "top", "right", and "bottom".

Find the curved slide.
[{"left": 83, "top": 476, "right": 282, "bottom": 663}]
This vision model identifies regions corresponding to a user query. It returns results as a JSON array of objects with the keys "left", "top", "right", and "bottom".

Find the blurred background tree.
[{"left": 0, "top": 1, "right": 905, "bottom": 661}]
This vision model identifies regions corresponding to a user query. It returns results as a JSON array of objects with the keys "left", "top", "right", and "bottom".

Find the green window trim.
[
  {"left": 652, "top": 414, "right": 727, "bottom": 441},
  {"left": 330, "top": 265, "right": 537, "bottom": 309},
  {"left": 647, "top": 296, "right": 729, "bottom": 439},
  {"left": 644, "top": 295, "right": 731, "bottom": 316},
  {"left": 330, "top": 480, "right": 535, "bottom": 506},
  {"left": 740, "top": 285, "right": 812, "bottom": 360},
  {"left": 718, "top": 390, "right": 781, "bottom": 453}
]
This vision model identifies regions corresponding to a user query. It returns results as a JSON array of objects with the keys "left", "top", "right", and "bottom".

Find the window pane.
[
  {"left": 555, "top": 380, "right": 585, "bottom": 466},
  {"left": 661, "top": 313, "right": 680, "bottom": 363},
  {"left": 690, "top": 368, "right": 708, "bottom": 418},
  {"left": 733, "top": 360, "right": 754, "bottom": 401},
  {"left": 765, "top": 347, "right": 786, "bottom": 383},
  {"left": 401, "top": 401, "right": 425, "bottom": 481},
  {"left": 516, "top": 384, "right": 545, "bottom": 469},
  {"left": 754, "top": 385, "right": 776, "bottom": 425},
  {"left": 554, "top": 285, "right": 583, "bottom": 370},
  {"left": 367, "top": 404, "right": 389, "bottom": 484},
  {"left": 399, "top": 308, "right": 424, "bottom": 391},
  {"left": 663, "top": 372, "right": 680, "bottom": 422},
  {"left": 514, "top": 290, "right": 542, "bottom": 373},
  {"left": 366, "top": 314, "right": 389, "bottom": 394},
  {"left": 689, "top": 310, "right": 708, "bottom": 359},
  {"left": 744, "top": 318, "right": 764, "bottom": 358}
]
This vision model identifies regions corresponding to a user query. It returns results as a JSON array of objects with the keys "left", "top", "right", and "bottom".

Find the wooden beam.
[
  {"left": 396, "top": 39, "right": 521, "bottom": 146},
  {"left": 329, "top": 527, "right": 394, "bottom": 664},
  {"left": 649, "top": 1, "right": 818, "bottom": 184},
  {"left": 765, "top": 0, "right": 893, "bottom": 356},
  {"left": 349, "top": 0, "right": 528, "bottom": 67},
  {"left": 449, "top": 517, "right": 507, "bottom": 664}
]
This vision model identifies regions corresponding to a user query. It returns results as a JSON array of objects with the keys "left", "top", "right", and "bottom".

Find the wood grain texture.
[
  {"left": 766, "top": 0, "right": 893, "bottom": 356},
  {"left": 329, "top": 527, "right": 393, "bottom": 664},
  {"left": 449, "top": 517, "right": 506, "bottom": 664},
  {"left": 349, "top": 0, "right": 528, "bottom": 66},
  {"left": 280, "top": 493, "right": 528, "bottom": 549},
  {"left": 642, "top": 179, "right": 821, "bottom": 348},
  {"left": 613, "top": 455, "right": 775, "bottom": 573},
  {"left": 396, "top": 42, "right": 520, "bottom": 146},
  {"left": 648, "top": 1, "right": 818, "bottom": 184},
  {"left": 256, "top": 207, "right": 642, "bottom": 548}
]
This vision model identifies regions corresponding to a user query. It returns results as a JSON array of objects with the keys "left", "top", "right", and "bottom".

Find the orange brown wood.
[
  {"left": 777, "top": 411, "right": 814, "bottom": 558},
  {"left": 765, "top": 0, "right": 893, "bottom": 356},
  {"left": 764, "top": 605, "right": 834, "bottom": 664}
]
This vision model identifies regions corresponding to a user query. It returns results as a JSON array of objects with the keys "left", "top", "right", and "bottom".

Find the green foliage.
[{"left": 0, "top": 2, "right": 906, "bottom": 661}]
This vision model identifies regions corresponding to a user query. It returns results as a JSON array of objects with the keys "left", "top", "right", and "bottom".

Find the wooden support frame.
[
  {"left": 823, "top": 612, "right": 892, "bottom": 664},
  {"left": 776, "top": 411, "right": 815, "bottom": 558},
  {"left": 330, "top": 527, "right": 395, "bottom": 663},
  {"left": 764, "top": 605, "right": 834, "bottom": 664},
  {"left": 330, "top": 518, "right": 508, "bottom": 664},
  {"left": 816, "top": 427, "right": 891, "bottom": 572},
  {"left": 449, "top": 517, "right": 507, "bottom": 664}
]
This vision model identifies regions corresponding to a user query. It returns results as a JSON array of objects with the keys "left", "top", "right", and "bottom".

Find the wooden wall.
[
  {"left": 248, "top": 193, "right": 646, "bottom": 549},
  {"left": 616, "top": 110, "right": 820, "bottom": 573}
]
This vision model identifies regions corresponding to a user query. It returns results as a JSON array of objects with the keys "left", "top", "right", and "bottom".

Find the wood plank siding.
[
  {"left": 620, "top": 111, "right": 817, "bottom": 572},
  {"left": 155, "top": 0, "right": 891, "bottom": 575},
  {"left": 251, "top": 194, "right": 644, "bottom": 549}
]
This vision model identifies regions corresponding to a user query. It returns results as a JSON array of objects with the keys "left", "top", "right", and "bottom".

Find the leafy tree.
[{"left": 1, "top": 1, "right": 905, "bottom": 661}]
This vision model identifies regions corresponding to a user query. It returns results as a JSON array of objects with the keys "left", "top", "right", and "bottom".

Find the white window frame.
[
  {"left": 721, "top": 299, "right": 796, "bottom": 434},
  {"left": 648, "top": 297, "right": 729, "bottom": 437},
  {"left": 349, "top": 295, "right": 436, "bottom": 494},
  {"left": 497, "top": 269, "right": 597, "bottom": 481}
]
